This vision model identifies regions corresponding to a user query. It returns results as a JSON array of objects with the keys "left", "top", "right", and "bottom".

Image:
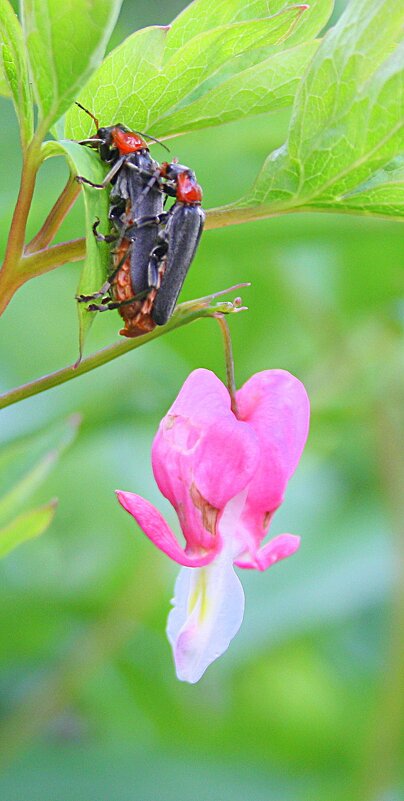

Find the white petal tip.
[{"left": 167, "top": 558, "right": 245, "bottom": 684}]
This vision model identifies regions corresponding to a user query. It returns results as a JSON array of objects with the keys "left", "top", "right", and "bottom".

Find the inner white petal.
[{"left": 166, "top": 551, "right": 245, "bottom": 684}]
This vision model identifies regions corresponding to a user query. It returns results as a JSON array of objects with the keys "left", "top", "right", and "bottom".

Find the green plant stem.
[
  {"left": 0, "top": 292, "right": 246, "bottom": 410},
  {"left": 206, "top": 203, "right": 288, "bottom": 229},
  {"left": 0, "top": 201, "right": 276, "bottom": 317},
  {"left": 215, "top": 315, "right": 239, "bottom": 417},
  {"left": 3, "top": 141, "right": 42, "bottom": 265},
  {"left": 25, "top": 175, "right": 81, "bottom": 254},
  {"left": 18, "top": 239, "right": 86, "bottom": 280},
  {"left": 0, "top": 155, "right": 80, "bottom": 315},
  {"left": 1, "top": 184, "right": 401, "bottom": 317},
  {"left": 0, "top": 139, "right": 42, "bottom": 311},
  {"left": 207, "top": 202, "right": 404, "bottom": 227},
  {"left": 3, "top": 195, "right": 393, "bottom": 318}
]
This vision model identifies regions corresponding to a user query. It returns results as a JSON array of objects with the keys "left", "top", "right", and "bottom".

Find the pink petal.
[
  {"left": 116, "top": 491, "right": 217, "bottom": 567},
  {"left": 236, "top": 369, "right": 310, "bottom": 512},
  {"left": 151, "top": 369, "right": 233, "bottom": 507},
  {"left": 150, "top": 369, "right": 259, "bottom": 554},
  {"left": 168, "top": 368, "right": 231, "bottom": 426},
  {"left": 193, "top": 419, "right": 259, "bottom": 509},
  {"left": 235, "top": 533, "right": 301, "bottom": 570}
]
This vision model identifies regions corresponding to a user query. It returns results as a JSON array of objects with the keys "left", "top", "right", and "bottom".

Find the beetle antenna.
[
  {"left": 75, "top": 102, "right": 99, "bottom": 131},
  {"left": 78, "top": 138, "right": 103, "bottom": 145},
  {"left": 131, "top": 130, "right": 170, "bottom": 153}
]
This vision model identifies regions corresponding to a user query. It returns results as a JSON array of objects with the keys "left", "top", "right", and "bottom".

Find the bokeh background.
[{"left": 0, "top": 1, "right": 403, "bottom": 799}]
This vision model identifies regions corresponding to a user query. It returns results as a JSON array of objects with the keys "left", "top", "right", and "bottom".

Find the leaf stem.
[
  {"left": 0, "top": 190, "right": 264, "bottom": 317},
  {"left": 0, "top": 291, "right": 247, "bottom": 410},
  {"left": 18, "top": 239, "right": 86, "bottom": 280},
  {"left": 25, "top": 175, "right": 81, "bottom": 254},
  {"left": 3, "top": 192, "right": 395, "bottom": 319},
  {"left": 215, "top": 314, "right": 239, "bottom": 417},
  {"left": 0, "top": 137, "right": 43, "bottom": 314},
  {"left": 206, "top": 202, "right": 404, "bottom": 227},
  {"left": 3, "top": 140, "right": 42, "bottom": 265}
]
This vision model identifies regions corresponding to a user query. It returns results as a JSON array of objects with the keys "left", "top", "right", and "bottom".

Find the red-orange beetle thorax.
[
  {"left": 176, "top": 172, "right": 202, "bottom": 203},
  {"left": 111, "top": 127, "right": 148, "bottom": 155}
]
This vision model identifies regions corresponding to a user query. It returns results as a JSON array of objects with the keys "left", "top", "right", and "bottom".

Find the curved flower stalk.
[{"left": 117, "top": 368, "right": 310, "bottom": 683}]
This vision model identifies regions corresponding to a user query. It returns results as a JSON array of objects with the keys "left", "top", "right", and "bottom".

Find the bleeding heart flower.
[{"left": 117, "top": 368, "right": 309, "bottom": 683}]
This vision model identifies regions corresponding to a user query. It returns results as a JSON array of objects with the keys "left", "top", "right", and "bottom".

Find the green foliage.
[
  {"left": 0, "top": 67, "right": 10, "bottom": 95},
  {"left": 0, "top": 502, "right": 57, "bottom": 558},
  {"left": 62, "top": 0, "right": 403, "bottom": 221},
  {"left": 58, "top": 0, "right": 332, "bottom": 352},
  {"left": 0, "top": 0, "right": 403, "bottom": 796},
  {"left": 0, "top": 0, "right": 402, "bottom": 219},
  {"left": 157, "top": 40, "right": 319, "bottom": 135},
  {"left": 161, "top": 0, "right": 332, "bottom": 54},
  {"left": 0, "top": 3, "right": 403, "bottom": 789},
  {"left": 163, "top": 0, "right": 332, "bottom": 100},
  {"left": 0, "top": 415, "right": 80, "bottom": 558},
  {"left": 0, "top": 40, "right": 10, "bottom": 95},
  {"left": 65, "top": 24, "right": 168, "bottom": 139},
  {"left": 21, "top": 0, "right": 122, "bottom": 134},
  {"left": 236, "top": 0, "right": 404, "bottom": 218},
  {"left": 0, "top": 0, "right": 33, "bottom": 146},
  {"left": 335, "top": 155, "right": 404, "bottom": 216},
  {"left": 65, "top": 3, "right": 323, "bottom": 139}
]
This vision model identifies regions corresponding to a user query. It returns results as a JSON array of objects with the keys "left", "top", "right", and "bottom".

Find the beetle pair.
[{"left": 75, "top": 105, "right": 205, "bottom": 337}]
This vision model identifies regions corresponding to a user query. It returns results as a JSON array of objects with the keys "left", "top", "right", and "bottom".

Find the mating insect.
[
  {"left": 150, "top": 162, "right": 205, "bottom": 326},
  {"left": 75, "top": 104, "right": 167, "bottom": 335},
  {"left": 75, "top": 104, "right": 205, "bottom": 337}
]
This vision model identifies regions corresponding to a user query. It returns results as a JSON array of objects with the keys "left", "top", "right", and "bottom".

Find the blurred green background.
[{"left": 0, "top": 1, "right": 403, "bottom": 800}]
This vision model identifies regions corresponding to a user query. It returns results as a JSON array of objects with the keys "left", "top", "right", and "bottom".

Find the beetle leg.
[
  {"left": 76, "top": 156, "right": 126, "bottom": 189},
  {"left": 161, "top": 182, "right": 177, "bottom": 199},
  {"left": 138, "top": 168, "right": 162, "bottom": 198},
  {"left": 92, "top": 218, "right": 117, "bottom": 243},
  {"left": 147, "top": 240, "right": 167, "bottom": 288},
  {"left": 123, "top": 212, "right": 169, "bottom": 239},
  {"left": 135, "top": 212, "right": 169, "bottom": 228},
  {"left": 86, "top": 290, "right": 149, "bottom": 313},
  {"left": 125, "top": 162, "right": 158, "bottom": 181},
  {"left": 76, "top": 242, "right": 132, "bottom": 303}
]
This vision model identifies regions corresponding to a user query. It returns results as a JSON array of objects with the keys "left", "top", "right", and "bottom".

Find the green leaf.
[
  {"left": 0, "top": 414, "right": 80, "bottom": 559},
  {"left": 0, "top": 414, "right": 79, "bottom": 490},
  {"left": 42, "top": 140, "right": 110, "bottom": 356},
  {"left": 233, "top": 0, "right": 404, "bottom": 219},
  {"left": 149, "top": 8, "right": 309, "bottom": 122},
  {"left": 334, "top": 156, "right": 404, "bottom": 217},
  {"left": 160, "top": 1, "right": 331, "bottom": 113},
  {"left": 0, "top": 0, "right": 33, "bottom": 146},
  {"left": 65, "top": 6, "right": 312, "bottom": 139},
  {"left": 166, "top": 0, "right": 333, "bottom": 54},
  {"left": 154, "top": 40, "right": 319, "bottom": 137},
  {"left": 0, "top": 501, "right": 57, "bottom": 558},
  {"left": 180, "top": 0, "right": 333, "bottom": 108},
  {"left": 283, "top": 0, "right": 334, "bottom": 48},
  {"left": 0, "top": 413, "right": 81, "bottom": 527},
  {"left": 0, "top": 452, "right": 57, "bottom": 526},
  {"left": 21, "top": 0, "right": 122, "bottom": 134},
  {"left": 0, "top": 59, "right": 11, "bottom": 95},
  {"left": 166, "top": 0, "right": 305, "bottom": 53},
  {"left": 64, "top": 25, "right": 168, "bottom": 139}
]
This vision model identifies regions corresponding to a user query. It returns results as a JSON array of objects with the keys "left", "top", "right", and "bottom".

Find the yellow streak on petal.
[{"left": 188, "top": 568, "right": 209, "bottom": 622}]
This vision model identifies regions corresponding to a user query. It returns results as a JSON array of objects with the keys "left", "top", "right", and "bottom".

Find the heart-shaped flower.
[{"left": 117, "top": 368, "right": 309, "bottom": 683}]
